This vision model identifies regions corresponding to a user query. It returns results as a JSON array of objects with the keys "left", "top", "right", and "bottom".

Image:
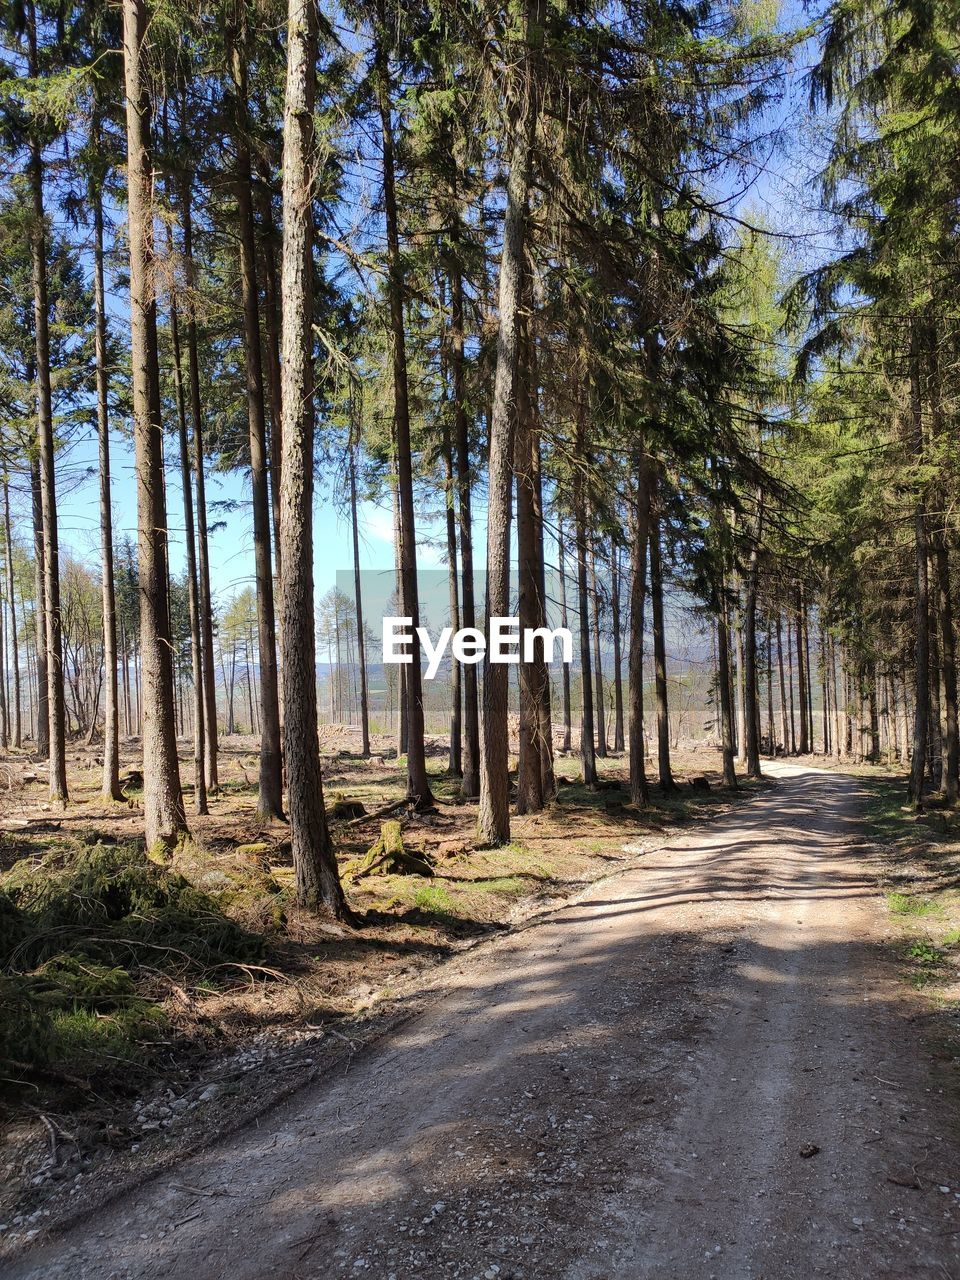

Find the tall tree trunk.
[
  {"left": 628, "top": 456, "right": 651, "bottom": 806},
  {"left": 3, "top": 482, "right": 21, "bottom": 749},
  {"left": 908, "top": 345, "right": 929, "bottom": 807},
  {"left": 180, "top": 177, "right": 219, "bottom": 794},
  {"left": 374, "top": 24, "right": 433, "bottom": 811},
  {"left": 348, "top": 423, "right": 371, "bottom": 758},
  {"left": 742, "top": 535, "right": 762, "bottom": 780},
  {"left": 92, "top": 182, "right": 121, "bottom": 799},
  {"left": 574, "top": 408, "right": 597, "bottom": 790},
  {"left": 228, "top": 28, "right": 284, "bottom": 818},
  {"left": 450, "top": 262, "right": 479, "bottom": 799},
  {"left": 29, "top": 453, "right": 48, "bottom": 758},
  {"left": 28, "top": 6, "right": 67, "bottom": 802},
  {"left": 649, "top": 506, "right": 674, "bottom": 790},
  {"left": 557, "top": 519, "right": 572, "bottom": 753},
  {"left": 516, "top": 312, "right": 543, "bottom": 813},
  {"left": 766, "top": 619, "right": 775, "bottom": 757},
  {"left": 442, "top": 419, "right": 462, "bottom": 777},
  {"left": 935, "top": 541, "right": 959, "bottom": 803},
  {"left": 122, "top": 0, "right": 187, "bottom": 852},
  {"left": 795, "top": 593, "right": 809, "bottom": 754},
  {"left": 257, "top": 180, "right": 284, "bottom": 585},
  {"left": 776, "top": 614, "right": 788, "bottom": 756},
  {"left": 589, "top": 542, "right": 607, "bottom": 759},
  {"left": 477, "top": 0, "right": 540, "bottom": 842},
  {"left": 610, "top": 543, "right": 625, "bottom": 753},
  {"left": 717, "top": 591, "right": 738, "bottom": 789},
  {"left": 278, "top": 0, "right": 349, "bottom": 917},
  {"left": 165, "top": 219, "right": 208, "bottom": 817}
]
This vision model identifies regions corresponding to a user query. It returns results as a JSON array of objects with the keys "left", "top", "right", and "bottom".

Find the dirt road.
[{"left": 4, "top": 764, "right": 958, "bottom": 1280}]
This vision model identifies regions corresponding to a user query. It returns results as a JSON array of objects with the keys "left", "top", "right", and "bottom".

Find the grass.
[{"left": 888, "top": 891, "right": 941, "bottom": 917}]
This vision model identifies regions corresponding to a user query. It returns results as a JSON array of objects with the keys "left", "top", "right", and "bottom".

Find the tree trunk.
[
  {"left": 515, "top": 312, "right": 544, "bottom": 814},
  {"left": 574, "top": 408, "right": 597, "bottom": 790},
  {"left": 935, "top": 541, "right": 959, "bottom": 803},
  {"left": 589, "top": 542, "right": 607, "bottom": 759},
  {"left": 628, "top": 456, "right": 651, "bottom": 806},
  {"left": 278, "top": 0, "right": 349, "bottom": 917},
  {"left": 442, "top": 418, "right": 462, "bottom": 777},
  {"left": 795, "top": 594, "right": 809, "bottom": 754},
  {"left": 477, "top": 0, "right": 540, "bottom": 843},
  {"left": 3, "top": 482, "right": 21, "bottom": 749},
  {"left": 165, "top": 217, "right": 208, "bottom": 817},
  {"left": 649, "top": 506, "right": 674, "bottom": 789},
  {"left": 122, "top": 0, "right": 187, "bottom": 852},
  {"left": 717, "top": 592, "right": 738, "bottom": 789},
  {"left": 29, "top": 453, "right": 48, "bottom": 758},
  {"left": 450, "top": 262, "right": 479, "bottom": 799},
  {"left": 348, "top": 420, "right": 371, "bottom": 758},
  {"left": 374, "top": 23, "right": 433, "bottom": 812},
  {"left": 179, "top": 178, "right": 219, "bottom": 794},
  {"left": 610, "top": 543, "right": 625, "bottom": 753},
  {"left": 742, "top": 538, "right": 762, "bottom": 780},
  {"left": 558, "top": 519, "right": 573, "bottom": 753},
  {"left": 27, "top": 7, "right": 67, "bottom": 802},
  {"left": 228, "top": 29, "right": 284, "bottom": 818},
  {"left": 908, "top": 347, "right": 929, "bottom": 806},
  {"left": 92, "top": 178, "right": 121, "bottom": 798}
]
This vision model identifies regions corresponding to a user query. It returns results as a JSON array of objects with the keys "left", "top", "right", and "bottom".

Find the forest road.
[{"left": 4, "top": 763, "right": 959, "bottom": 1280}]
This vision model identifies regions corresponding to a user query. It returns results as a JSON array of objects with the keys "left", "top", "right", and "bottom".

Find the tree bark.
[
  {"left": 557, "top": 518, "right": 572, "bottom": 753},
  {"left": 278, "top": 0, "right": 349, "bottom": 917},
  {"left": 450, "top": 262, "right": 479, "bottom": 798},
  {"left": 180, "top": 177, "right": 219, "bottom": 793},
  {"left": 477, "top": 0, "right": 541, "bottom": 842},
  {"left": 442, "top": 416, "right": 462, "bottom": 776},
  {"left": 628, "top": 455, "right": 651, "bottom": 806},
  {"left": 348, "top": 418, "right": 371, "bottom": 758},
  {"left": 649, "top": 505, "right": 674, "bottom": 789},
  {"left": 122, "top": 0, "right": 187, "bottom": 852},
  {"left": 29, "top": 453, "right": 48, "bottom": 758},
  {"left": 610, "top": 543, "right": 625, "bottom": 753},
  {"left": 374, "top": 22, "right": 433, "bottom": 811},
  {"left": 589, "top": 542, "right": 607, "bottom": 759},
  {"left": 3, "top": 482, "right": 21, "bottom": 749},
  {"left": 228, "top": 26, "right": 284, "bottom": 818},
  {"left": 27, "top": 5, "right": 67, "bottom": 802},
  {"left": 91, "top": 172, "right": 122, "bottom": 797}
]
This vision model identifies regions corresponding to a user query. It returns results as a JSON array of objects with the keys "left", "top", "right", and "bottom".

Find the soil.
[{"left": 2, "top": 762, "right": 958, "bottom": 1279}]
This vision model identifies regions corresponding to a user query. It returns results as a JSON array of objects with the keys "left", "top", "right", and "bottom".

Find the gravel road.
[{"left": 4, "top": 763, "right": 958, "bottom": 1280}]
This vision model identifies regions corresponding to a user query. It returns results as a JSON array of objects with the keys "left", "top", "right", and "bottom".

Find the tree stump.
[{"left": 345, "top": 820, "right": 434, "bottom": 881}]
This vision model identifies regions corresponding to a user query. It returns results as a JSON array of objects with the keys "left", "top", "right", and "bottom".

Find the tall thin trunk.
[
  {"left": 278, "top": 0, "right": 349, "bottom": 917},
  {"left": 610, "top": 543, "right": 625, "bottom": 753},
  {"left": 165, "top": 214, "right": 208, "bottom": 817},
  {"left": 374, "top": 25, "right": 433, "bottom": 811},
  {"left": 795, "top": 595, "right": 809, "bottom": 754},
  {"left": 766, "top": 619, "right": 775, "bottom": 757},
  {"left": 450, "top": 262, "right": 479, "bottom": 798},
  {"left": 649, "top": 507, "right": 674, "bottom": 790},
  {"left": 443, "top": 419, "right": 462, "bottom": 777},
  {"left": 516, "top": 311, "right": 543, "bottom": 813},
  {"left": 92, "top": 177, "right": 121, "bottom": 797},
  {"left": 717, "top": 591, "right": 738, "bottom": 789},
  {"left": 477, "top": 0, "right": 540, "bottom": 842},
  {"left": 742, "top": 535, "right": 761, "bottom": 779},
  {"left": 348, "top": 425, "right": 370, "bottom": 758},
  {"left": 257, "top": 180, "right": 284, "bottom": 585},
  {"left": 3, "top": 482, "right": 21, "bottom": 749},
  {"left": 589, "top": 542, "right": 607, "bottom": 759},
  {"left": 558, "top": 519, "right": 572, "bottom": 753},
  {"left": 908, "top": 350, "right": 930, "bottom": 805},
  {"left": 628, "top": 458, "right": 651, "bottom": 806},
  {"left": 30, "top": 453, "right": 48, "bottom": 759},
  {"left": 28, "top": 5, "right": 66, "bottom": 801},
  {"left": 122, "top": 0, "right": 187, "bottom": 852},
  {"left": 574, "top": 409, "right": 597, "bottom": 789},
  {"left": 177, "top": 179, "right": 219, "bottom": 794},
  {"left": 935, "top": 541, "right": 959, "bottom": 803},
  {"left": 228, "top": 28, "right": 283, "bottom": 818}
]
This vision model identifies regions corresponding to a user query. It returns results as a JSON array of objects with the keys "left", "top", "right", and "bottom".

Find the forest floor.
[
  {"left": 1, "top": 754, "right": 959, "bottom": 1277},
  {"left": 0, "top": 730, "right": 744, "bottom": 1254}
]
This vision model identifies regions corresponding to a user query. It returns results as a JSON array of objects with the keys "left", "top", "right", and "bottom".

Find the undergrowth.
[{"left": 0, "top": 841, "right": 261, "bottom": 1088}]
